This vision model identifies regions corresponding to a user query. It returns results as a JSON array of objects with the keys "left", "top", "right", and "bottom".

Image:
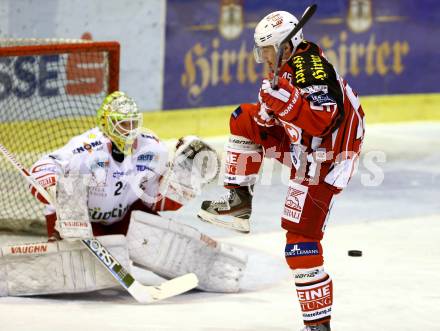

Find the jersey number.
[{"left": 114, "top": 181, "right": 123, "bottom": 196}]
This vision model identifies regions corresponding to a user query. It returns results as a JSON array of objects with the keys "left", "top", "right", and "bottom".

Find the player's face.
[
  {"left": 261, "top": 43, "right": 293, "bottom": 70},
  {"left": 261, "top": 46, "right": 277, "bottom": 70}
]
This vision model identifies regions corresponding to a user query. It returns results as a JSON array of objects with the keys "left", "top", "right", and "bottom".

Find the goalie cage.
[{"left": 0, "top": 38, "right": 120, "bottom": 234}]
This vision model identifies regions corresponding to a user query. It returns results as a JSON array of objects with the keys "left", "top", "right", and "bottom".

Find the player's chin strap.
[
  {"left": 0, "top": 142, "right": 198, "bottom": 303},
  {"left": 159, "top": 135, "right": 220, "bottom": 206}
]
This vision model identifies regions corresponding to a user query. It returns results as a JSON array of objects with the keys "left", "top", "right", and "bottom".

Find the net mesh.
[{"left": 0, "top": 39, "right": 119, "bottom": 234}]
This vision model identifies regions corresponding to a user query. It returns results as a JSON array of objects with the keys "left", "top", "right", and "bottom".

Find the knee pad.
[
  {"left": 284, "top": 232, "right": 324, "bottom": 270},
  {"left": 224, "top": 134, "right": 262, "bottom": 186}
]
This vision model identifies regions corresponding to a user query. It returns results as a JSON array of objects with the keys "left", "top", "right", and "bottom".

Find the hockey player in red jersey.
[{"left": 198, "top": 10, "right": 365, "bottom": 331}]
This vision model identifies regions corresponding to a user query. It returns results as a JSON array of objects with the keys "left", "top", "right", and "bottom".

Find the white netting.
[{"left": 0, "top": 39, "right": 118, "bottom": 234}]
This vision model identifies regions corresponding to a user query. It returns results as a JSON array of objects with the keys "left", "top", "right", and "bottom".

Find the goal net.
[{"left": 0, "top": 39, "right": 120, "bottom": 234}]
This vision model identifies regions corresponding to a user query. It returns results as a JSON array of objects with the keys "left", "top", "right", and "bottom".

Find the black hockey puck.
[{"left": 348, "top": 250, "right": 362, "bottom": 257}]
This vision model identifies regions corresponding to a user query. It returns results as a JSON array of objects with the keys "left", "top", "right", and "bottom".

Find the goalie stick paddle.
[
  {"left": 0, "top": 142, "right": 198, "bottom": 303},
  {"left": 272, "top": 4, "right": 318, "bottom": 89}
]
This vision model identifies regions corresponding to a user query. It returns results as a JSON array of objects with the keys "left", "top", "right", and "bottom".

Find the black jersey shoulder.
[{"left": 288, "top": 42, "right": 344, "bottom": 111}]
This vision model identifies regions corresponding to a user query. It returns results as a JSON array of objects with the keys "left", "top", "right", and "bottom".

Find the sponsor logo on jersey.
[
  {"left": 89, "top": 204, "right": 129, "bottom": 221},
  {"left": 112, "top": 171, "right": 125, "bottom": 179},
  {"left": 285, "top": 242, "right": 319, "bottom": 257},
  {"left": 310, "top": 55, "right": 328, "bottom": 81},
  {"left": 137, "top": 152, "right": 155, "bottom": 162},
  {"left": 72, "top": 140, "right": 103, "bottom": 154},
  {"left": 140, "top": 133, "right": 159, "bottom": 142},
  {"left": 136, "top": 164, "right": 153, "bottom": 172},
  {"left": 307, "top": 92, "right": 336, "bottom": 106},
  {"left": 96, "top": 160, "right": 108, "bottom": 168},
  {"left": 301, "top": 85, "right": 328, "bottom": 95}
]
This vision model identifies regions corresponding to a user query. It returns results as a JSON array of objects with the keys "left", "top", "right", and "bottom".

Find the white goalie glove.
[{"left": 159, "top": 135, "right": 220, "bottom": 206}]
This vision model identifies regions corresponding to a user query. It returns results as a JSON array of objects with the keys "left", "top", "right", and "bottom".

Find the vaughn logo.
[
  {"left": 285, "top": 242, "right": 319, "bottom": 257},
  {"left": 5, "top": 243, "right": 56, "bottom": 255}
]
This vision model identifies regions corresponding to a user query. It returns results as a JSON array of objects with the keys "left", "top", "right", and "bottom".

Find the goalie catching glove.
[{"left": 159, "top": 135, "right": 219, "bottom": 206}]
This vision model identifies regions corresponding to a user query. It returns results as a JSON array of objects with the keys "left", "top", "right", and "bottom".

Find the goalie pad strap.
[
  {"left": 126, "top": 211, "right": 247, "bottom": 293},
  {"left": 0, "top": 235, "right": 129, "bottom": 297}
]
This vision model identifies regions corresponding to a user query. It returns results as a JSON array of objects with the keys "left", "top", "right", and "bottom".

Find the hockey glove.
[
  {"left": 260, "top": 78, "right": 303, "bottom": 121},
  {"left": 253, "top": 102, "right": 277, "bottom": 127},
  {"left": 253, "top": 90, "right": 277, "bottom": 127}
]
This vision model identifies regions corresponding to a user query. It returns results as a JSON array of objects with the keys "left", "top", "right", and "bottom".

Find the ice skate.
[
  {"left": 198, "top": 186, "right": 253, "bottom": 233},
  {"left": 301, "top": 322, "right": 331, "bottom": 331}
]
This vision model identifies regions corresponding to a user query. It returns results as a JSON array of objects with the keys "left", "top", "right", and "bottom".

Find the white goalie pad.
[
  {"left": 127, "top": 211, "right": 247, "bottom": 293},
  {"left": 0, "top": 235, "right": 129, "bottom": 297}
]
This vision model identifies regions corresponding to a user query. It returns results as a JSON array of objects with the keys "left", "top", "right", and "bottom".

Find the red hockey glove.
[
  {"left": 260, "top": 78, "right": 302, "bottom": 121},
  {"left": 253, "top": 102, "right": 277, "bottom": 127}
]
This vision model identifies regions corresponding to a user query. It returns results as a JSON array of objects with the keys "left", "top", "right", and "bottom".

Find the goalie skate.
[{"left": 198, "top": 187, "right": 252, "bottom": 233}]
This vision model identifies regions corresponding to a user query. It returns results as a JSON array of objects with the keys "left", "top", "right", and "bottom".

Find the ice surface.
[{"left": 0, "top": 122, "right": 439, "bottom": 331}]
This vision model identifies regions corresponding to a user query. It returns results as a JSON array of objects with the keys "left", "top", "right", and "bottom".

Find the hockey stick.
[
  {"left": 272, "top": 4, "right": 318, "bottom": 89},
  {"left": 0, "top": 143, "right": 198, "bottom": 303}
]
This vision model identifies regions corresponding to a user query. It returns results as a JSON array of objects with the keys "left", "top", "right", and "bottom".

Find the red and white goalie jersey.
[{"left": 30, "top": 128, "right": 180, "bottom": 230}]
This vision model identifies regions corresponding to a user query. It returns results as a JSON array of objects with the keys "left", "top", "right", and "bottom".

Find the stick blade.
[{"left": 130, "top": 273, "right": 199, "bottom": 303}]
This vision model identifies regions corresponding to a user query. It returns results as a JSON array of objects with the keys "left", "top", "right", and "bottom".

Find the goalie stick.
[
  {"left": 0, "top": 142, "right": 198, "bottom": 303},
  {"left": 272, "top": 4, "right": 318, "bottom": 89}
]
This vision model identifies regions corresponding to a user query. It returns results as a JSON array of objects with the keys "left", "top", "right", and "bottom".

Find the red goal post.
[{"left": 0, "top": 39, "right": 120, "bottom": 234}]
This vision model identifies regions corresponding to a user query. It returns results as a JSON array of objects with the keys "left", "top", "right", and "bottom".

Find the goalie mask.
[
  {"left": 253, "top": 11, "right": 304, "bottom": 65},
  {"left": 97, "top": 91, "right": 143, "bottom": 155}
]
